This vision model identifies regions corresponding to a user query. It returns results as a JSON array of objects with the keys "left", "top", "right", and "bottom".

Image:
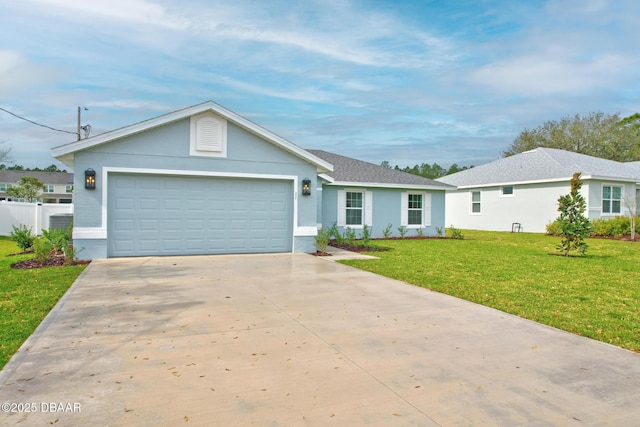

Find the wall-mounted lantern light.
[
  {"left": 302, "top": 178, "right": 311, "bottom": 196},
  {"left": 85, "top": 168, "right": 96, "bottom": 190}
]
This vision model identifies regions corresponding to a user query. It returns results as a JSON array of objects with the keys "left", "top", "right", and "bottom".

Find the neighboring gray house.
[
  {"left": 0, "top": 170, "right": 74, "bottom": 203},
  {"left": 51, "top": 101, "right": 450, "bottom": 259},
  {"left": 437, "top": 147, "right": 640, "bottom": 233}
]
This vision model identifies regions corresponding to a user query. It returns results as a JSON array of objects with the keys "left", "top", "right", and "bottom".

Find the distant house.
[
  {"left": 51, "top": 101, "right": 451, "bottom": 259},
  {"left": 437, "top": 148, "right": 640, "bottom": 233},
  {"left": 0, "top": 170, "right": 74, "bottom": 203}
]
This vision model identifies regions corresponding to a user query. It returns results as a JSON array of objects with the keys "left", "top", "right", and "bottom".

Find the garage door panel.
[{"left": 108, "top": 174, "right": 293, "bottom": 257}]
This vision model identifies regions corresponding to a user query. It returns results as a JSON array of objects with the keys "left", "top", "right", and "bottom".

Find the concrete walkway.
[{"left": 1, "top": 253, "right": 639, "bottom": 426}]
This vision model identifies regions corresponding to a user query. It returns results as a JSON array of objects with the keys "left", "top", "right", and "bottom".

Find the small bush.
[
  {"left": 397, "top": 226, "right": 407, "bottom": 238},
  {"left": 10, "top": 225, "right": 35, "bottom": 252},
  {"left": 360, "top": 224, "right": 371, "bottom": 245},
  {"left": 447, "top": 225, "right": 464, "bottom": 240},
  {"left": 343, "top": 227, "right": 357, "bottom": 246},
  {"left": 33, "top": 237, "right": 53, "bottom": 264},
  {"left": 416, "top": 228, "right": 424, "bottom": 237},
  {"left": 315, "top": 227, "right": 331, "bottom": 253},
  {"left": 436, "top": 227, "right": 444, "bottom": 238},
  {"left": 382, "top": 223, "right": 393, "bottom": 238},
  {"left": 590, "top": 216, "right": 635, "bottom": 237},
  {"left": 546, "top": 220, "right": 562, "bottom": 236},
  {"left": 41, "top": 228, "right": 70, "bottom": 252}
]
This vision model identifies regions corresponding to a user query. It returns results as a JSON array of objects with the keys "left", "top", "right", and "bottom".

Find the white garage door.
[{"left": 108, "top": 174, "right": 293, "bottom": 257}]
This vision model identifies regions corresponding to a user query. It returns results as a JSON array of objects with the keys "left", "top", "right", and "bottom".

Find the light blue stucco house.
[{"left": 52, "top": 101, "right": 450, "bottom": 259}]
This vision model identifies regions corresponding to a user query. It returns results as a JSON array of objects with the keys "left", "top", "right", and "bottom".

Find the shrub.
[
  {"left": 41, "top": 228, "right": 70, "bottom": 252},
  {"left": 546, "top": 220, "right": 562, "bottom": 236},
  {"left": 10, "top": 225, "right": 35, "bottom": 252},
  {"left": 435, "top": 227, "right": 444, "bottom": 238},
  {"left": 360, "top": 224, "right": 371, "bottom": 245},
  {"left": 382, "top": 223, "right": 393, "bottom": 238},
  {"left": 416, "top": 228, "right": 424, "bottom": 237},
  {"left": 397, "top": 226, "right": 407, "bottom": 238},
  {"left": 447, "top": 225, "right": 464, "bottom": 240},
  {"left": 33, "top": 237, "right": 53, "bottom": 264},
  {"left": 343, "top": 227, "right": 357, "bottom": 246},
  {"left": 315, "top": 227, "right": 331, "bottom": 253}
]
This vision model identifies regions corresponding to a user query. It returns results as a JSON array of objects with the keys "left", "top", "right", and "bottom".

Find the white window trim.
[
  {"left": 500, "top": 186, "right": 514, "bottom": 197},
  {"left": 401, "top": 192, "right": 431, "bottom": 228},
  {"left": 189, "top": 111, "right": 228, "bottom": 158},
  {"left": 470, "top": 191, "right": 482, "bottom": 215},
  {"left": 43, "top": 184, "right": 55, "bottom": 193},
  {"left": 602, "top": 184, "right": 622, "bottom": 215},
  {"left": 337, "top": 189, "right": 372, "bottom": 229}
]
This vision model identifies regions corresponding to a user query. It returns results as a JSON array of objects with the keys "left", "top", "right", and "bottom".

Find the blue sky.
[{"left": 1, "top": 0, "right": 639, "bottom": 170}]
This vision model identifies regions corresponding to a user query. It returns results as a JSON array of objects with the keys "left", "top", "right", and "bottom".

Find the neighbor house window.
[
  {"left": 346, "top": 191, "right": 363, "bottom": 226},
  {"left": 43, "top": 184, "right": 54, "bottom": 193},
  {"left": 0, "top": 183, "right": 12, "bottom": 192},
  {"left": 501, "top": 186, "right": 514, "bottom": 196},
  {"left": 471, "top": 191, "right": 481, "bottom": 213},
  {"left": 602, "top": 185, "right": 621, "bottom": 214}
]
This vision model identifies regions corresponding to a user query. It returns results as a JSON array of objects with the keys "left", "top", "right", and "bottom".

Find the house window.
[
  {"left": 346, "top": 191, "right": 363, "bottom": 226},
  {"left": 408, "top": 194, "right": 423, "bottom": 225},
  {"left": 501, "top": 186, "right": 514, "bottom": 196},
  {"left": 471, "top": 191, "right": 481, "bottom": 213},
  {"left": 65, "top": 185, "right": 74, "bottom": 193},
  {"left": 0, "top": 183, "right": 12, "bottom": 192},
  {"left": 602, "top": 185, "right": 621, "bottom": 214},
  {"left": 43, "top": 184, "right": 54, "bottom": 193}
]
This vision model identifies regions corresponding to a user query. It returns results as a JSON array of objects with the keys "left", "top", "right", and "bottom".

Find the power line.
[{"left": 0, "top": 107, "right": 77, "bottom": 136}]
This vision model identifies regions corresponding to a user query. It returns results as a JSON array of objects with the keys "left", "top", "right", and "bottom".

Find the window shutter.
[
  {"left": 401, "top": 192, "right": 408, "bottom": 226},
  {"left": 364, "top": 191, "right": 373, "bottom": 226},
  {"left": 337, "top": 190, "right": 346, "bottom": 226},
  {"left": 423, "top": 193, "right": 431, "bottom": 226}
]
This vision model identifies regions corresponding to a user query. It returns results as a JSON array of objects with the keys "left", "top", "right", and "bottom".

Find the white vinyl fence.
[{"left": 0, "top": 201, "right": 73, "bottom": 236}]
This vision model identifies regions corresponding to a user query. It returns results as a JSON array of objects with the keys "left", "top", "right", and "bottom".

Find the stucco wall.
[{"left": 321, "top": 185, "right": 446, "bottom": 238}]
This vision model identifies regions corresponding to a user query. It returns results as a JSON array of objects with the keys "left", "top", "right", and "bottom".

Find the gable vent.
[
  {"left": 196, "top": 117, "right": 222, "bottom": 152},
  {"left": 190, "top": 112, "right": 227, "bottom": 158}
]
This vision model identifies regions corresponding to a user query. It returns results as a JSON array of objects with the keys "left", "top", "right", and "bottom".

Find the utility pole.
[
  {"left": 77, "top": 106, "right": 89, "bottom": 140},
  {"left": 77, "top": 106, "right": 81, "bottom": 141}
]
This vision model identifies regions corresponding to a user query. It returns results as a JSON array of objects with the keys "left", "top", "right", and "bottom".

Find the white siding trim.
[{"left": 423, "top": 193, "right": 432, "bottom": 227}]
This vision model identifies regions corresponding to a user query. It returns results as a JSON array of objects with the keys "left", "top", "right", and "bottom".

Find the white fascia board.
[
  {"left": 451, "top": 174, "right": 640, "bottom": 190},
  {"left": 51, "top": 101, "right": 333, "bottom": 173},
  {"left": 318, "top": 173, "right": 334, "bottom": 183},
  {"left": 327, "top": 181, "right": 451, "bottom": 191}
]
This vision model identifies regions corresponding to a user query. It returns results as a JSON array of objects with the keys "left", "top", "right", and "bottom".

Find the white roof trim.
[
  {"left": 451, "top": 174, "right": 640, "bottom": 190},
  {"left": 318, "top": 173, "right": 334, "bottom": 183},
  {"left": 51, "top": 101, "right": 333, "bottom": 173},
  {"left": 326, "top": 180, "right": 451, "bottom": 190}
]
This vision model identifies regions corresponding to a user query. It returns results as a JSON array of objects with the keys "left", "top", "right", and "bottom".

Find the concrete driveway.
[{"left": 1, "top": 253, "right": 639, "bottom": 426}]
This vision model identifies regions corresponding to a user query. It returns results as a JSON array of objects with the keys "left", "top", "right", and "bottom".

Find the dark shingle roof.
[
  {"left": 307, "top": 150, "right": 452, "bottom": 189},
  {"left": 0, "top": 170, "right": 73, "bottom": 185}
]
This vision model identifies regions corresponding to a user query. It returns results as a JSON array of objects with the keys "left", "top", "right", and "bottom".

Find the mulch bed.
[{"left": 10, "top": 254, "right": 91, "bottom": 270}]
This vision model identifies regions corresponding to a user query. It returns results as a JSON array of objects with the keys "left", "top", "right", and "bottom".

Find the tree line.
[
  {"left": 0, "top": 164, "right": 67, "bottom": 172},
  {"left": 385, "top": 112, "right": 640, "bottom": 179},
  {"left": 380, "top": 161, "right": 473, "bottom": 179}
]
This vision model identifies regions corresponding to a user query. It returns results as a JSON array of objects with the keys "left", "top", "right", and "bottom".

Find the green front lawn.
[
  {"left": 341, "top": 230, "right": 640, "bottom": 352},
  {"left": 0, "top": 237, "right": 87, "bottom": 369}
]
